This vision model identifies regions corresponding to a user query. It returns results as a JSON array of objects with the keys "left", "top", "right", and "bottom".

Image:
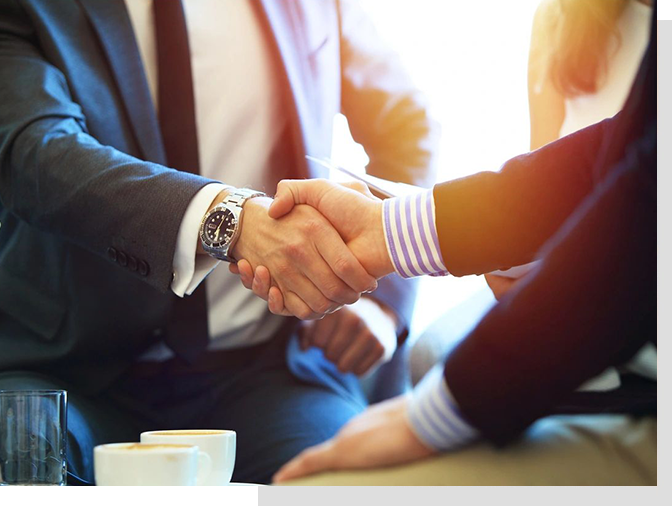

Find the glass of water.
[{"left": 0, "top": 390, "right": 67, "bottom": 486}]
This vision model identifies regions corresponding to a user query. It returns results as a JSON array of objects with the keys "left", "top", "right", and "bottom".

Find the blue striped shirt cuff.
[
  {"left": 382, "top": 189, "right": 449, "bottom": 278},
  {"left": 406, "top": 365, "right": 478, "bottom": 451}
]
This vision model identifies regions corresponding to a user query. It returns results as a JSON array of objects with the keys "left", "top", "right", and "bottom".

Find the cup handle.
[{"left": 196, "top": 451, "right": 212, "bottom": 486}]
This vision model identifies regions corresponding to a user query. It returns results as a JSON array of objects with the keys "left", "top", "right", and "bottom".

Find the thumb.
[{"left": 268, "top": 179, "right": 331, "bottom": 219}]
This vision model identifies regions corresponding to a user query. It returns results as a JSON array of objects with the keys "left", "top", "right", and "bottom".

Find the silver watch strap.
[
  {"left": 207, "top": 188, "right": 265, "bottom": 262},
  {"left": 222, "top": 188, "right": 265, "bottom": 209}
]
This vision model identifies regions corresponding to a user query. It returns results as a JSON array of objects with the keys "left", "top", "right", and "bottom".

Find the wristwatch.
[{"left": 199, "top": 188, "right": 266, "bottom": 262}]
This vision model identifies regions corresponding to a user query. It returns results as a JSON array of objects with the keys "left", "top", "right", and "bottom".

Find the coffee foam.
[
  {"left": 119, "top": 443, "right": 193, "bottom": 450},
  {"left": 148, "top": 430, "right": 230, "bottom": 436}
]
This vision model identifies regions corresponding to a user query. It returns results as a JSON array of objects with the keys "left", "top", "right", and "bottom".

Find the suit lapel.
[
  {"left": 253, "top": 0, "right": 319, "bottom": 179},
  {"left": 78, "top": 0, "right": 166, "bottom": 165}
]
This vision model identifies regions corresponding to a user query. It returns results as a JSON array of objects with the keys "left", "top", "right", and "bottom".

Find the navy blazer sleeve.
[
  {"left": 0, "top": 0, "right": 216, "bottom": 292},
  {"left": 434, "top": 31, "right": 655, "bottom": 444}
]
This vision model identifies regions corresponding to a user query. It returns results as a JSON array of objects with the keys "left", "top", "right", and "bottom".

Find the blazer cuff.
[{"left": 171, "top": 183, "right": 229, "bottom": 297}]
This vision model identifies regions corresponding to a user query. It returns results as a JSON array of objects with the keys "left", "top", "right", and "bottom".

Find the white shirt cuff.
[
  {"left": 406, "top": 364, "right": 478, "bottom": 451},
  {"left": 171, "top": 183, "right": 230, "bottom": 297}
]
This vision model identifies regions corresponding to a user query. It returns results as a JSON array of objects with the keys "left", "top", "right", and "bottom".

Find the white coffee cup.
[
  {"left": 94, "top": 443, "right": 212, "bottom": 486},
  {"left": 141, "top": 429, "right": 236, "bottom": 486}
]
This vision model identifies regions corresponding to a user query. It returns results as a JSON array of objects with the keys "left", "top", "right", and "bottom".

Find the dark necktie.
[{"left": 153, "top": 0, "right": 210, "bottom": 363}]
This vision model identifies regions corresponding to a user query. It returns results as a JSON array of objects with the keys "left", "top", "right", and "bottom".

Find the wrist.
[
  {"left": 368, "top": 200, "right": 395, "bottom": 278},
  {"left": 196, "top": 188, "right": 230, "bottom": 255},
  {"left": 230, "top": 196, "right": 273, "bottom": 261}
]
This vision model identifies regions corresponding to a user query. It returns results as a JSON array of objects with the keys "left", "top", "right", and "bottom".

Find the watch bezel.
[{"left": 199, "top": 206, "right": 238, "bottom": 249}]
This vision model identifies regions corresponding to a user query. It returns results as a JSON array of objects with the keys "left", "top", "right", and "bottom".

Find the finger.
[
  {"left": 251, "top": 266, "right": 272, "bottom": 301},
  {"left": 283, "top": 290, "right": 324, "bottom": 321},
  {"left": 269, "top": 178, "right": 338, "bottom": 219},
  {"left": 237, "top": 259, "right": 254, "bottom": 279},
  {"left": 254, "top": 265, "right": 272, "bottom": 292},
  {"left": 336, "top": 332, "right": 378, "bottom": 374},
  {"left": 229, "top": 263, "right": 240, "bottom": 275},
  {"left": 324, "top": 319, "right": 359, "bottom": 363},
  {"left": 298, "top": 322, "right": 314, "bottom": 350},
  {"left": 354, "top": 344, "right": 385, "bottom": 376},
  {"left": 285, "top": 268, "right": 342, "bottom": 316},
  {"left": 272, "top": 442, "right": 336, "bottom": 483},
  {"left": 234, "top": 260, "right": 254, "bottom": 289},
  {"left": 312, "top": 226, "right": 378, "bottom": 296},
  {"left": 306, "top": 312, "right": 341, "bottom": 349},
  {"left": 268, "top": 286, "right": 290, "bottom": 315}
]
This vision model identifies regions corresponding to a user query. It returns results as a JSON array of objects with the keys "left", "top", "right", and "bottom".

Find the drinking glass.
[{"left": 0, "top": 390, "right": 67, "bottom": 486}]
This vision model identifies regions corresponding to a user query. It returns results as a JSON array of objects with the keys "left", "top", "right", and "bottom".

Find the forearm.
[
  {"left": 442, "top": 133, "right": 656, "bottom": 445},
  {"left": 2, "top": 116, "right": 215, "bottom": 291},
  {"left": 432, "top": 116, "right": 614, "bottom": 276}
]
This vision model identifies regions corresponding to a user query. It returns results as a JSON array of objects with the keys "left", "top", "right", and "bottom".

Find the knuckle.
[
  {"left": 297, "top": 308, "right": 313, "bottom": 320},
  {"left": 354, "top": 180, "right": 368, "bottom": 192},
  {"left": 351, "top": 318, "right": 366, "bottom": 334},
  {"left": 284, "top": 241, "right": 305, "bottom": 259},
  {"left": 332, "top": 256, "right": 354, "bottom": 278},
  {"left": 323, "top": 283, "right": 349, "bottom": 303},
  {"left": 343, "top": 290, "right": 360, "bottom": 305},
  {"left": 364, "top": 332, "right": 378, "bottom": 345},
  {"left": 275, "top": 262, "right": 293, "bottom": 278},
  {"left": 302, "top": 218, "right": 323, "bottom": 235},
  {"left": 373, "top": 343, "right": 385, "bottom": 357},
  {"left": 314, "top": 298, "right": 333, "bottom": 315}
]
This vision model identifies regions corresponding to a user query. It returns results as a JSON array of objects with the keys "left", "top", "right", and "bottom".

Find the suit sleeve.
[
  {"left": 433, "top": 117, "right": 612, "bottom": 276},
  {"left": 0, "top": 0, "right": 216, "bottom": 292},
  {"left": 441, "top": 128, "right": 656, "bottom": 444},
  {"left": 337, "top": 0, "right": 441, "bottom": 336}
]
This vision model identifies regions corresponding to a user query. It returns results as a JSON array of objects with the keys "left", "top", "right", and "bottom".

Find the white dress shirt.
[{"left": 125, "top": 0, "right": 286, "bottom": 356}]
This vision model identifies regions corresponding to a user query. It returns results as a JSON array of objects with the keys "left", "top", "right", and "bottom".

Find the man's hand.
[
  {"left": 272, "top": 395, "right": 435, "bottom": 483},
  {"left": 269, "top": 179, "right": 393, "bottom": 278},
  {"left": 231, "top": 196, "right": 378, "bottom": 320},
  {"left": 299, "top": 297, "right": 398, "bottom": 377},
  {"left": 230, "top": 179, "right": 395, "bottom": 319}
]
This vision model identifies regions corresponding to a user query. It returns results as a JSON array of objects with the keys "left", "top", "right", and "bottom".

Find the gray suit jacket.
[{"left": 0, "top": 0, "right": 438, "bottom": 393}]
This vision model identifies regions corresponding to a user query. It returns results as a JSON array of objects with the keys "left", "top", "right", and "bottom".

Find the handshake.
[{"left": 228, "top": 179, "right": 396, "bottom": 321}]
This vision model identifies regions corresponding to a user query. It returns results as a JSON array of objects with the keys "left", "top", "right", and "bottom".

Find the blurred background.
[{"left": 331, "top": 0, "right": 541, "bottom": 336}]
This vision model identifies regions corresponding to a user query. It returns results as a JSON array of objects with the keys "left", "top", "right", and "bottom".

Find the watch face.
[{"left": 202, "top": 208, "right": 237, "bottom": 248}]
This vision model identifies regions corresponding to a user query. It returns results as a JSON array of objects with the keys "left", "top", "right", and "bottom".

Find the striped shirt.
[
  {"left": 382, "top": 189, "right": 449, "bottom": 278},
  {"left": 382, "top": 189, "right": 477, "bottom": 451}
]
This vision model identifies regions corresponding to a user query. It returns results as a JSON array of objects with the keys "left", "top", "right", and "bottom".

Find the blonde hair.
[{"left": 547, "top": 0, "right": 628, "bottom": 97}]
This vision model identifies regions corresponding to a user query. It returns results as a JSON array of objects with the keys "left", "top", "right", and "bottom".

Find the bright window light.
[{"left": 331, "top": 0, "right": 542, "bottom": 337}]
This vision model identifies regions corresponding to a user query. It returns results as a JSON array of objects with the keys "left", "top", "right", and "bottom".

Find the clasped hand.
[
  {"left": 229, "top": 193, "right": 377, "bottom": 320},
  {"left": 230, "top": 180, "right": 394, "bottom": 319}
]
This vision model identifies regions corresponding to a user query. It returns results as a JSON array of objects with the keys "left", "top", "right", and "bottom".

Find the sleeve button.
[
  {"left": 138, "top": 261, "right": 150, "bottom": 277},
  {"left": 107, "top": 247, "right": 118, "bottom": 262},
  {"left": 128, "top": 255, "right": 138, "bottom": 272},
  {"left": 118, "top": 251, "right": 128, "bottom": 267}
]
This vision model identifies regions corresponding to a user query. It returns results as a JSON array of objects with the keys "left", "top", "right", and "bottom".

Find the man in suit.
[
  {"left": 0, "top": 0, "right": 437, "bottom": 484},
  {"left": 241, "top": 3, "right": 656, "bottom": 484}
]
